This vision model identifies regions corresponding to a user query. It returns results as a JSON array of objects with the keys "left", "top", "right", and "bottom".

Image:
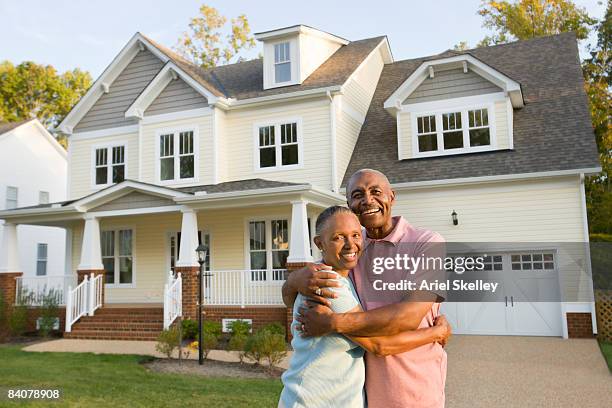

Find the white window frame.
[
  {"left": 253, "top": 117, "right": 303, "bottom": 172},
  {"left": 91, "top": 142, "right": 128, "bottom": 189},
  {"left": 36, "top": 243, "right": 48, "bottom": 276},
  {"left": 165, "top": 230, "right": 211, "bottom": 273},
  {"left": 101, "top": 227, "right": 136, "bottom": 288},
  {"left": 274, "top": 41, "right": 292, "bottom": 84},
  {"left": 39, "top": 191, "right": 50, "bottom": 205},
  {"left": 5, "top": 186, "right": 18, "bottom": 209},
  {"left": 155, "top": 125, "right": 199, "bottom": 185},
  {"left": 244, "top": 216, "right": 291, "bottom": 284},
  {"left": 263, "top": 38, "right": 299, "bottom": 89},
  {"left": 406, "top": 94, "right": 500, "bottom": 159}
]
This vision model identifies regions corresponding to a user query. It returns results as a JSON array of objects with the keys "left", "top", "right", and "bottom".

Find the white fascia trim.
[
  {"left": 255, "top": 25, "right": 349, "bottom": 45},
  {"left": 88, "top": 205, "right": 183, "bottom": 218},
  {"left": 125, "top": 62, "right": 220, "bottom": 119},
  {"left": 30, "top": 120, "right": 68, "bottom": 159},
  {"left": 141, "top": 107, "right": 213, "bottom": 125},
  {"left": 0, "top": 205, "right": 80, "bottom": 219},
  {"left": 72, "top": 180, "right": 191, "bottom": 209},
  {"left": 390, "top": 167, "right": 603, "bottom": 191},
  {"left": 227, "top": 86, "right": 342, "bottom": 109},
  {"left": 328, "top": 92, "right": 338, "bottom": 192},
  {"left": 57, "top": 33, "right": 170, "bottom": 134},
  {"left": 339, "top": 38, "right": 393, "bottom": 96},
  {"left": 71, "top": 125, "right": 139, "bottom": 141},
  {"left": 383, "top": 54, "right": 524, "bottom": 114}
]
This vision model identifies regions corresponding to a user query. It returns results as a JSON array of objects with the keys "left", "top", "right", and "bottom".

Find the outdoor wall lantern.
[
  {"left": 451, "top": 210, "right": 459, "bottom": 226},
  {"left": 195, "top": 244, "right": 209, "bottom": 365}
]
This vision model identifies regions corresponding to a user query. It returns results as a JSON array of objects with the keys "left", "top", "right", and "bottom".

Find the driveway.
[{"left": 445, "top": 335, "right": 611, "bottom": 407}]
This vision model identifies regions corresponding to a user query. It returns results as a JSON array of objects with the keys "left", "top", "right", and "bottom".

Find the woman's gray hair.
[{"left": 315, "top": 206, "right": 355, "bottom": 235}]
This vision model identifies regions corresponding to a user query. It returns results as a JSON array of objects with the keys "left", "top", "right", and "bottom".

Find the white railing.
[
  {"left": 205, "top": 269, "right": 286, "bottom": 307},
  {"left": 65, "top": 273, "right": 104, "bottom": 332},
  {"left": 163, "top": 271, "right": 182, "bottom": 329},
  {"left": 14, "top": 275, "right": 76, "bottom": 306}
]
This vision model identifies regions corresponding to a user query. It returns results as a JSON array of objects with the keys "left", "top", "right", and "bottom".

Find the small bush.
[
  {"left": 244, "top": 333, "right": 263, "bottom": 365},
  {"left": 181, "top": 319, "right": 198, "bottom": 340},
  {"left": 38, "top": 289, "right": 60, "bottom": 337},
  {"left": 228, "top": 319, "right": 251, "bottom": 337},
  {"left": 244, "top": 326, "right": 287, "bottom": 372},
  {"left": 229, "top": 333, "right": 248, "bottom": 363},
  {"left": 8, "top": 289, "right": 34, "bottom": 337},
  {"left": 202, "top": 333, "right": 218, "bottom": 358},
  {"left": 155, "top": 326, "right": 180, "bottom": 358},
  {"left": 261, "top": 322, "right": 285, "bottom": 336},
  {"left": 202, "top": 321, "right": 222, "bottom": 338}
]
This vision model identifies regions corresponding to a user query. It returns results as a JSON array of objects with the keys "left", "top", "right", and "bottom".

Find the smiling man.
[{"left": 282, "top": 168, "right": 448, "bottom": 408}]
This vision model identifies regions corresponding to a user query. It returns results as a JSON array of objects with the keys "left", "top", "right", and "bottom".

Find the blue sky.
[{"left": 0, "top": 0, "right": 606, "bottom": 78}]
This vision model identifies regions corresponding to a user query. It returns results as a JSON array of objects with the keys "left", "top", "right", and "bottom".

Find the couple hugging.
[{"left": 279, "top": 169, "right": 451, "bottom": 408}]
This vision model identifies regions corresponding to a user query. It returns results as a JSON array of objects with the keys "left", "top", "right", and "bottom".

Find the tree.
[
  {"left": 453, "top": 41, "right": 470, "bottom": 51},
  {"left": 477, "top": 0, "right": 597, "bottom": 46},
  {"left": 0, "top": 61, "right": 91, "bottom": 147},
  {"left": 176, "top": 4, "right": 255, "bottom": 69},
  {"left": 583, "top": 0, "right": 612, "bottom": 234}
]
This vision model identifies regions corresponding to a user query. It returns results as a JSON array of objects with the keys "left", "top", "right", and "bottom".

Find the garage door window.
[
  {"left": 482, "top": 255, "right": 503, "bottom": 271},
  {"left": 511, "top": 253, "right": 554, "bottom": 271}
]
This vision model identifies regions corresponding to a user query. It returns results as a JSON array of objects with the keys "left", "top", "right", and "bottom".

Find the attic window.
[{"left": 274, "top": 42, "right": 291, "bottom": 83}]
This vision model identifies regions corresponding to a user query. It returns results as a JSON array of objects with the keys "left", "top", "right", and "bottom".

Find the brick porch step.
[{"left": 65, "top": 307, "right": 166, "bottom": 341}]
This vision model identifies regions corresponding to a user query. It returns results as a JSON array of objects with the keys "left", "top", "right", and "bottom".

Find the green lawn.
[
  {"left": 0, "top": 345, "right": 282, "bottom": 407},
  {"left": 599, "top": 341, "right": 612, "bottom": 372}
]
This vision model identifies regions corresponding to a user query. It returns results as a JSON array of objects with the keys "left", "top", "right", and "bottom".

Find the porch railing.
[
  {"left": 205, "top": 269, "right": 286, "bottom": 307},
  {"left": 15, "top": 275, "right": 76, "bottom": 306},
  {"left": 163, "top": 271, "right": 182, "bottom": 329},
  {"left": 65, "top": 273, "right": 103, "bottom": 332}
]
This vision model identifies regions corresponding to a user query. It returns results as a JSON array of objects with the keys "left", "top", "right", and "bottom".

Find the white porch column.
[
  {"left": 0, "top": 222, "right": 20, "bottom": 272},
  {"left": 177, "top": 208, "right": 199, "bottom": 267},
  {"left": 287, "top": 200, "right": 314, "bottom": 263},
  {"left": 78, "top": 216, "right": 103, "bottom": 270},
  {"left": 64, "top": 227, "right": 73, "bottom": 275}
]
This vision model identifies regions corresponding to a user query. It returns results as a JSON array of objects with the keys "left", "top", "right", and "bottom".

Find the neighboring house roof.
[
  {"left": 0, "top": 119, "right": 34, "bottom": 137},
  {"left": 342, "top": 32, "right": 601, "bottom": 187},
  {"left": 0, "top": 118, "right": 67, "bottom": 158}
]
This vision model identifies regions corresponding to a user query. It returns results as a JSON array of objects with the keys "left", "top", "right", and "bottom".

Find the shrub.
[
  {"left": 228, "top": 319, "right": 251, "bottom": 337},
  {"left": 261, "top": 322, "right": 285, "bottom": 336},
  {"left": 38, "top": 289, "right": 60, "bottom": 337},
  {"left": 155, "top": 326, "right": 180, "bottom": 358},
  {"left": 229, "top": 333, "right": 248, "bottom": 363},
  {"left": 8, "top": 289, "right": 34, "bottom": 337},
  {"left": 181, "top": 319, "right": 198, "bottom": 340},
  {"left": 244, "top": 326, "right": 287, "bottom": 373},
  {"left": 202, "top": 333, "right": 218, "bottom": 359},
  {"left": 244, "top": 333, "right": 263, "bottom": 365},
  {"left": 202, "top": 320, "right": 222, "bottom": 338}
]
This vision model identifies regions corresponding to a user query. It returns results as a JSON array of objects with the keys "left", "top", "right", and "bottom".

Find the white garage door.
[{"left": 441, "top": 251, "right": 563, "bottom": 337}]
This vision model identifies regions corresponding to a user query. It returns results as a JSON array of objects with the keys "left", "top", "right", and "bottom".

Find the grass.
[
  {"left": 0, "top": 345, "right": 282, "bottom": 407},
  {"left": 599, "top": 341, "right": 612, "bottom": 372}
]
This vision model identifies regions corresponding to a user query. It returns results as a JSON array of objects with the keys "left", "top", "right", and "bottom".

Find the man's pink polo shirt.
[{"left": 351, "top": 216, "right": 447, "bottom": 408}]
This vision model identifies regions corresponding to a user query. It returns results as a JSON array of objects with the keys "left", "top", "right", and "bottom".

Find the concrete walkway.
[{"left": 24, "top": 336, "right": 611, "bottom": 407}]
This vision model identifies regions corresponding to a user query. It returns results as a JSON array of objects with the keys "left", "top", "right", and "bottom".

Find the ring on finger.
[{"left": 315, "top": 288, "right": 322, "bottom": 296}]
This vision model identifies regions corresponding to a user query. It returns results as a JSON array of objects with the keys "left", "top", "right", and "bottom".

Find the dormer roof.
[{"left": 254, "top": 24, "right": 349, "bottom": 45}]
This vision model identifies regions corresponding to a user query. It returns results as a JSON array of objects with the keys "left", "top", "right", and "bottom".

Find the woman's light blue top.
[{"left": 280, "top": 272, "right": 365, "bottom": 408}]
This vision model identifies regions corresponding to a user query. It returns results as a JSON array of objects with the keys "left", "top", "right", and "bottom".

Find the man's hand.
[
  {"left": 286, "top": 263, "right": 340, "bottom": 307},
  {"left": 433, "top": 315, "right": 451, "bottom": 347},
  {"left": 297, "top": 300, "right": 335, "bottom": 337}
]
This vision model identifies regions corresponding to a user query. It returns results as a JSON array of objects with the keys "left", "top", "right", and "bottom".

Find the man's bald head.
[{"left": 347, "top": 169, "right": 392, "bottom": 194}]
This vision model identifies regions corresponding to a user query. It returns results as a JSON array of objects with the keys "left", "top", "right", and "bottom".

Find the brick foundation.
[
  {"left": 176, "top": 266, "right": 200, "bottom": 320},
  {"left": 567, "top": 312, "right": 594, "bottom": 338},
  {"left": 0, "top": 272, "right": 23, "bottom": 308},
  {"left": 77, "top": 270, "right": 106, "bottom": 303},
  {"left": 25, "top": 307, "right": 67, "bottom": 333},
  {"left": 203, "top": 306, "right": 290, "bottom": 338}
]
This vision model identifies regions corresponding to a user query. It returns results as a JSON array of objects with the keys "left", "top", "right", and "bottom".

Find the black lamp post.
[
  {"left": 195, "top": 244, "right": 208, "bottom": 365},
  {"left": 451, "top": 210, "right": 459, "bottom": 226}
]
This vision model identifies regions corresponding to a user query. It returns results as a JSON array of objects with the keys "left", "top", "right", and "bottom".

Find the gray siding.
[
  {"left": 92, "top": 192, "right": 175, "bottom": 212},
  {"left": 145, "top": 77, "right": 208, "bottom": 116},
  {"left": 404, "top": 68, "right": 502, "bottom": 104},
  {"left": 75, "top": 49, "right": 164, "bottom": 132}
]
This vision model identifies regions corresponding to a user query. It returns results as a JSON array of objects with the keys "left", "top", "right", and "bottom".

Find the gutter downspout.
[
  {"left": 579, "top": 173, "right": 597, "bottom": 335},
  {"left": 327, "top": 90, "right": 338, "bottom": 193}
]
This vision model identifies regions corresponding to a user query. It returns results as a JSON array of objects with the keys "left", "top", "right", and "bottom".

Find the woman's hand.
[
  {"left": 286, "top": 263, "right": 340, "bottom": 306},
  {"left": 433, "top": 315, "right": 452, "bottom": 347}
]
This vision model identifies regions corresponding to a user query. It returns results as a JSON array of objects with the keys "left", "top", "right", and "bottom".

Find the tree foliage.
[
  {"left": 477, "top": 0, "right": 596, "bottom": 46},
  {"left": 0, "top": 61, "right": 91, "bottom": 134},
  {"left": 176, "top": 4, "right": 255, "bottom": 69}
]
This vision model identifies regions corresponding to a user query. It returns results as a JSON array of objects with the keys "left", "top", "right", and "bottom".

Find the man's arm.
[
  {"left": 298, "top": 291, "right": 439, "bottom": 337},
  {"left": 281, "top": 263, "right": 340, "bottom": 308}
]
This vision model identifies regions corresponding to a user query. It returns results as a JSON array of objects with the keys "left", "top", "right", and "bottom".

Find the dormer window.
[{"left": 274, "top": 42, "right": 291, "bottom": 83}]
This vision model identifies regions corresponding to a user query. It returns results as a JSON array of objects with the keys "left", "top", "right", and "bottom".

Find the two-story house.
[
  {"left": 0, "top": 25, "right": 600, "bottom": 340},
  {"left": 0, "top": 119, "right": 68, "bottom": 305}
]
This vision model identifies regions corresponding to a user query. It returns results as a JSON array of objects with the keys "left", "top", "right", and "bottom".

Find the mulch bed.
[{"left": 143, "top": 358, "right": 284, "bottom": 379}]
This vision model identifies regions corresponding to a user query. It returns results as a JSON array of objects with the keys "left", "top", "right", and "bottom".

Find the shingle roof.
[
  {"left": 178, "top": 179, "right": 305, "bottom": 194},
  {"left": 0, "top": 119, "right": 33, "bottom": 136},
  {"left": 145, "top": 35, "right": 386, "bottom": 100},
  {"left": 342, "top": 32, "right": 601, "bottom": 187}
]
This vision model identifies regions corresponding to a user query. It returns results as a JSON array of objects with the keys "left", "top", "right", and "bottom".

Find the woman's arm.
[{"left": 337, "top": 305, "right": 451, "bottom": 357}]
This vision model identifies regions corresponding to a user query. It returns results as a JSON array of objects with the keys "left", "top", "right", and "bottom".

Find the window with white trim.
[
  {"left": 5, "top": 186, "right": 18, "bottom": 209},
  {"left": 257, "top": 121, "right": 299, "bottom": 169},
  {"left": 249, "top": 219, "right": 289, "bottom": 282},
  {"left": 39, "top": 191, "right": 50, "bottom": 204},
  {"left": 168, "top": 231, "right": 210, "bottom": 272},
  {"left": 274, "top": 42, "right": 291, "bottom": 83},
  {"left": 36, "top": 243, "right": 48, "bottom": 276},
  {"left": 95, "top": 145, "right": 125, "bottom": 186},
  {"left": 159, "top": 130, "right": 195, "bottom": 182},
  {"left": 101, "top": 229, "right": 133, "bottom": 284},
  {"left": 414, "top": 107, "right": 492, "bottom": 155}
]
